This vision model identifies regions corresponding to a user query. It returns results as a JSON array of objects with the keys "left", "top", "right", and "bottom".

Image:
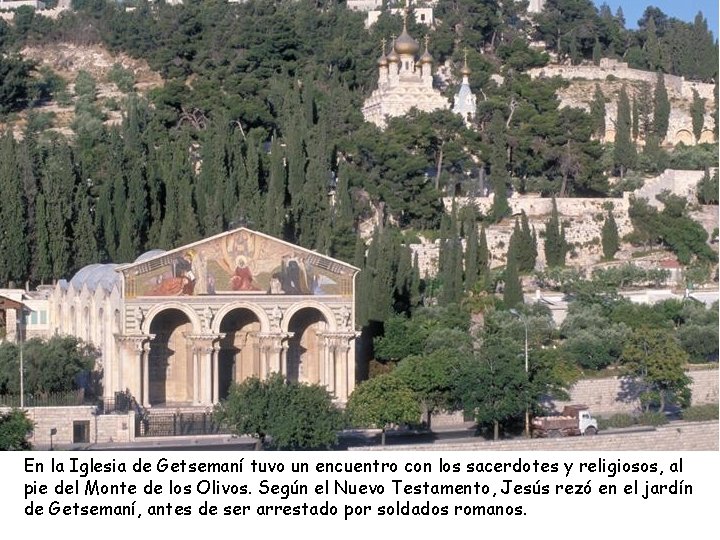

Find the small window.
[
  {"left": 30, "top": 312, "right": 38, "bottom": 325},
  {"left": 73, "top": 421, "right": 90, "bottom": 444},
  {"left": 40, "top": 311, "right": 47, "bottom": 325},
  {"left": 420, "top": 14, "right": 426, "bottom": 22}
]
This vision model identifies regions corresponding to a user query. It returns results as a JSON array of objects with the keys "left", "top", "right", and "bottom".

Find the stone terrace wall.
[
  {"left": 354, "top": 421, "right": 719, "bottom": 451},
  {"left": 550, "top": 369, "right": 719, "bottom": 416},
  {"left": 0, "top": 406, "right": 134, "bottom": 447},
  {"left": 528, "top": 60, "right": 714, "bottom": 101}
]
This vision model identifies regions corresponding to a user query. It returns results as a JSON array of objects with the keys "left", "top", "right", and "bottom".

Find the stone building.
[
  {"left": 362, "top": 19, "right": 449, "bottom": 128},
  {"left": 47, "top": 228, "right": 360, "bottom": 407}
]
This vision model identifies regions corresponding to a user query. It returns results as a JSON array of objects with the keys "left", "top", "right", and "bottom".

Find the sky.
[{"left": 591, "top": 0, "right": 719, "bottom": 38}]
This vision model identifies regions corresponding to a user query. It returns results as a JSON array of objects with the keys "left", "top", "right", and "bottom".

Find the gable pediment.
[{"left": 118, "top": 228, "right": 358, "bottom": 299}]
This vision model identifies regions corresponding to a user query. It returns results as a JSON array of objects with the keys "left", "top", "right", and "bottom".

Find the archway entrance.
[
  {"left": 218, "top": 309, "right": 261, "bottom": 399},
  {"left": 148, "top": 309, "right": 193, "bottom": 406},
  {"left": 287, "top": 308, "right": 327, "bottom": 384}
]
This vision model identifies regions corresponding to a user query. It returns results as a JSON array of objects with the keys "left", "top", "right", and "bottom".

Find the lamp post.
[{"left": 510, "top": 308, "right": 530, "bottom": 438}]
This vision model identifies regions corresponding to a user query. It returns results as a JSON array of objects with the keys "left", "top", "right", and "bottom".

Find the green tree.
[
  {"left": 346, "top": 373, "right": 420, "bottom": 446},
  {"left": 697, "top": 169, "right": 718, "bottom": 205},
  {"left": 487, "top": 110, "right": 509, "bottom": 221},
  {"left": 0, "top": 336, "right": 97, "bottom": 395},
  {"left": 395, "top": 348, "right": 468, "bottom": 428},
  {"left": 452, "top": 342, "right": 527, "bottom": 441},
  {"left": 543, "top": 197, "right": 568, "bottom": 268},
  {"left": 620, "top": 327, "right": 691, "bottom": 412},
  {"left": 690, "top": 88, "right": 705, "bottom": 142},
  {"left": 0, "top": 132, "right": 29, "bottom": 284},
  {"left": 614, "top": 85, "right": 636, "bottom": 177},
  {"left": 653, "top": 71, "right": 670, "bottom": 140},
  {"left": 214, "top": 374, "right": 341, "bottom": 450},
  {"left": 503, "top": 244, "right": 523, "bottom": 308},
  {"left": 601, "top": 208, "right": 620, "bottom": 260},
  {"left": 0, "top": 410, "right": 33, "bottom": 450},
  {"left": 589, "top": 84, "right": 605, "bottom": 139}
]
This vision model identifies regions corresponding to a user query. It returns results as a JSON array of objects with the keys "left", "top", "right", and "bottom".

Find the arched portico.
[
  {"left": 142, "top": 302, "right": 201, "bottom": 335},
  {"left": 148, "top": 308, "right": 194, "bottom": 406},
  {"left": 286, "top": 307, "right": 328, "bottom": 384},
  {"left": 217, "top": 308, "right": 262, "bottom": 399}
]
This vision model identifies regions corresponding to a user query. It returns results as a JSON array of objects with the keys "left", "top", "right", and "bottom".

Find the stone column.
[
  {"left": 258, "top": 332, "right": 291, "bottom": 378},
  {"left": 212, "top": 342, "right": 220, "bottom": 404},
  {"left": 188, "top": 334, "right": 223, "bottom": 406},
  {"left": 319, "top": 332, "right": 356, "bottom": 401},
  {"left": 115, "top": 335, "right": 153, "bottom": 407}
]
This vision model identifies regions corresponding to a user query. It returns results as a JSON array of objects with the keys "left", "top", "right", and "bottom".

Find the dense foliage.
[
  {"left": 214, "top": 373, "right": 341, "bottom": 450},
  {"left": 0, "top": 409, "right": 33, "bottom": 450}
]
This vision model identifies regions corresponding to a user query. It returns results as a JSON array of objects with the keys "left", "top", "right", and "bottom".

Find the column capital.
[
  {"left": 186, "top": 333, "right": 225, "bottom": 354},
  {"left": 115, "top": 334, "right": 154, "bottom": 352}
]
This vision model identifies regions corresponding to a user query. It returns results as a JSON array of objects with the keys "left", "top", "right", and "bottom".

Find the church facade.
[
  {"left": 362, "top": 22, "right": 450, "bottom": 128},
  {"left": 49, "top": 228, "right": 359, "bottom": 408}
]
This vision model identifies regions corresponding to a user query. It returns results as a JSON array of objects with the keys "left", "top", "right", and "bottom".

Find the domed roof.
[
  {"left": 70, "top": 263, "right": 121, "bottom": 292},
  {"left": 420, "top": 47, "right": 433, "bottom": 64},
  {"left": 461, "top": 64, "right": 471, "bottom": 76},
  {"left": 387, "top": 43, "right": 400, "bottom": 63},
  {"left": 378, "top": 53, "right": 388, "bottom": 67},
  {"left": 395, "top": 26, "right": 419, "bottom": 55},
  {"left": 134, "top": 249, "right": 167, "bottom": 263}
]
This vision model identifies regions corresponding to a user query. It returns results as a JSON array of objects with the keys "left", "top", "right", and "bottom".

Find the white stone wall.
[
  {"left": 551, "top": 370, "right": 719, "bottom": 416},
  {"left": 355, "top": 421, "right": 719, "bottom": 451}
]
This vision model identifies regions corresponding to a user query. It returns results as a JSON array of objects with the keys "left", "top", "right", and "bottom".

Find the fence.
[
  {"left": 135, "top": 410, "right": 229, "bottom": 438},
  {"left": 0, "top": 389, "right": 85, "bottom": 408}
]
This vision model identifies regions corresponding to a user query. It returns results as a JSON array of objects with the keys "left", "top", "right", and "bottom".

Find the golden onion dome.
[
  {"left": 461, "top": 64, "right": 471, "bottom": 76},
  {"left": 420, "top": 47, "right": 433, "bottom": 64},
  {"left": 378, "top": 53, "right": 388, "bottom": 67},
  {"left": 387, "top": 43, "right": 400, "bottom": 63},
  {"left": 394, "top": 27, "right": 419, "bottom": 55}
]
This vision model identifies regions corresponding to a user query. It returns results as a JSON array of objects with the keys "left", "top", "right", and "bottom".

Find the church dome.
[
  {"left": 69, "top": 263, "right": 121, "bottom": 292},
  {"left": 394, "top": 27, "right": 419, "bottom": 55},
  {"left": 420, "top": 48, "right": 433, "bottom": 64},
  {"left": 461, "top": 64, "right": 471, "bottom": 76},
  {"left": 387, "top": 43, "right": 400, "bottom": 63},
  {"left": 378, "top": 53, "right": 388, "bottom": 67}
]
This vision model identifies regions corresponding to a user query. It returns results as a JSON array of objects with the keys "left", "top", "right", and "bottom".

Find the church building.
[
  {"left": 362, "top": 19, "right": 450, "bottom": 128},
  {"left": 49, "top": 228, "right": 359, "bottom": 408}
]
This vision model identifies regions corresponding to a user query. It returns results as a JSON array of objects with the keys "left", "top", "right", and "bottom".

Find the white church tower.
[{"left": 452, "top": 50, "right": 477, "bottom": 126}]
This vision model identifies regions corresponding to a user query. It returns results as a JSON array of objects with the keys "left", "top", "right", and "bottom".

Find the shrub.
[
  {"left": 601, "top": 413, "right": 636, "bottom": 429},
  {"left": 637, "top": 411, "right": 668, "bottom": 426},
  {"left": 681, "top": 404, "right": 719, "bottom": 422}
]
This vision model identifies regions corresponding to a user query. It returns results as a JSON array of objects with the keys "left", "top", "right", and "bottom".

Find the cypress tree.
[
  {"left": 503, "top": 244, "right": 523, "bottom": 308},
  {"left": 410, "top": 252, "right": 421, "bottom": 310},
  {"left": 299, "top": 134, "right": 330, "bottom": 250},
  {"left": 488, "top": 110, "right": 509, "bottom": 222},
  {"left": 264, "top": 135, "right": 287, "bottom": 238},
  {"left": 636, "top": 82, "right": 653, "bottom": 140},
  {"left": 590, "top": 84, "right": 606, "bottom": 139},
  {"left": 518, "top": 210, "right": 537, "bottom": 273},
  {"left": 464, "top": 212, "right": 479, "bottom": 290},
  {"left": 653, "top": 71, "right": 670, "bottom": 140},
  {"left": 234, "top": 131, "right": 263, "bottom": 229},
  {"left": 329, "top": 164, "right": 355, "bottom": 261},
  {"left": 544, "top": 197, "right": 568, "bottom": 268},
  {"left": 690, "top": 89, "right": 705, "bottom": 142},
  {"left": 614, "top": 85, "right": 636, "bottom": 177},
  {"left": 478, "top": 224, "right": 490, "bottom": 286},
  {"left": 592, "top": 38, "right": 602, "bottom": 65},
  {"left": 72, "top": 183, "right": 99, "bottom": 270},
  {"left": 644, "top": 17, "right": 662, "bottom": 71},
  {"left": 601, "top": 209, "right": 620, "bottom": 260},
  {"left": 41, "top": 144, "right": 75, "bottom": 278},
  {"left": 632, "top": 95, "right": 639, "bottom": 141},
  {"left": 0, "top": 133, "right": 29, "bottom": 284},
  {"left": 34, "top": 193, "right": 53, "bottom": 282}
]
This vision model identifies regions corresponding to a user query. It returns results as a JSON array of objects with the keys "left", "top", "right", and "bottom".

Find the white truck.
[{"left": 531, "top": 405, "right": 599, "bottom": 437}]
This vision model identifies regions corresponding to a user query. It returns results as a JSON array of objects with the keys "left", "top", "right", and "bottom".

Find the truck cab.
[{"left": 577, "top": 408, "right": 599, "bottom": 435}]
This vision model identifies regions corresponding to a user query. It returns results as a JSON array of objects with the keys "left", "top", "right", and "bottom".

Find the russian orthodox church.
[
  {"left": 361, "top": 18, "right": 449, "bottom": 129},
  {"left": 362, "top": 13, "right": 479, "bottom": 130}
]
